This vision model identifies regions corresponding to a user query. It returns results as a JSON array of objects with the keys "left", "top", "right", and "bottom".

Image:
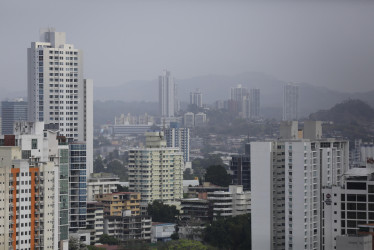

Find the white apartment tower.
[
  {"left": 128, "top": 132, "right": 183, "bottom": 210},
  {"left": 27, "top": 28, "right": 93, "bottom": 173},
  {"left": 251, "top": 122, "right": 349, "bottom": 250},
  {"left": 159, "top": 70, "right": 176, "bottom": 117},
  {"left": 283, "top": 84, "right": 299, "bottom": 121}
]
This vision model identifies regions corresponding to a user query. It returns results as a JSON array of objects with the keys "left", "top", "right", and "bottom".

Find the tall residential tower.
[
  {"left": 27, "top": 28, "right": 93, "bottom": 174},
  {"left": 249, "top": 88, "right": 260, "bottom": 119},
  {"left": 190, "top": 89, "right": 203, "bottom": 108},
  {"left": 283, "top": 83, "right": 299, "bottom": 121},
  {"left": 159, "top": 70, "right": 176, "bottom": 117}
]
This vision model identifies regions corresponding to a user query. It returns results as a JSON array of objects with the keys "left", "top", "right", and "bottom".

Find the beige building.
[
  {"left": 95, "top": 192, "right": 141, "bottom": 216},
  {"left": 129, "top": 132, "right": 183, "bottom": 210}
]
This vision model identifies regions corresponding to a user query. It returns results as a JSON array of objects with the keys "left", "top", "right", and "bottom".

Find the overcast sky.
[{"left": 1, "top": 0, "right": 374, "bottom": 93}]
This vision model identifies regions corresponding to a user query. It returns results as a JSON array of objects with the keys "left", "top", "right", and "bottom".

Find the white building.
[
  {"left": 361, "top": 142, "right": 374, "bottom": 162},
  {"left": 190, "top": 89, "right": 203, "bottom": 108},
  {"left": 283, "top": 83, "right": 299, "bottom": 121},
  {"left": 336, "top": 235, "right": 372, "bottom": 250},
  {"left": 87, "top": 172, "right": 120, "bottom": 201},
  {"left": 322, "top": 165, "right": 374, "bottom": 250},
  {"left": 27, "top": 28, "right": 93, "bottom": 174},
  {"left": 159, "top": 70, "right": 176, "bottom": 117},
  {"left": 151, "top": 223, "right": 176, "bottom": 243},
  {"left": 208, "top": 185, "right": 251, "bottom": 218},
  {"left": 0, "top": 121, "right": 65, "bottom": 249},
  {"left": 128, "top": 132, "right": 183, "bottom": 210},
  {"left": 251, "top": 122, "right": 349, "bottom": 250},
  {"left": 241, "top": 94, "right": 250, "bottom": 119}
]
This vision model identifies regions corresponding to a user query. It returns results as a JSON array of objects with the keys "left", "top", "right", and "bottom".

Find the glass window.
[{"left": 31, "top": 139, "right": 38, "bottom": 149}]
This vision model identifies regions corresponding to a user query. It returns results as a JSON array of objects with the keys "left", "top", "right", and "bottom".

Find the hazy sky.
[{"left": 1, "top": 0, "right": 374, "bottom": 93}]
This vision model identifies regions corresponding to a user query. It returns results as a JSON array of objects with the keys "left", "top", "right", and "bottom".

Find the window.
[{"left": 31, "top": 139, "right": 37, "bottom": 149}]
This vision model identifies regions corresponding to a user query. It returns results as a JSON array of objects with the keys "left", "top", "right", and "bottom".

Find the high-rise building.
[
  {"left": 56, "top": 135, "right": 70, "bottom": 247},
  {"left": 128, "top": 132, "right": 183, "bottom": 210},
  {"left": 69, "top": 142, "right": 88, "bottom": 232},
  {"left": 164, "top": 122, "right": 190, "bottom": 163},
  {"left": 183, "top": 112, "right": 194, "bottom": 128},
  {"left": 194, "top": 112, "right": 207, "bottom": 127},
  {"left": 27, "top": 28, "right": 93, "bottom": 174},
  {"left": 251, "top": 122, "right": 349, "bottom": 250},
  {"left": 0, "top": 121, "right": 67, "bottom": 249},
  {"left": 241, "top": 94, "right": 250, "bottom": 119},
  {"left": 249, "top": 88, "right": 260, "bottom": 119},
  {"left": 283, "top": 83, "right": 299, "bottom": 121},
  {"left": 190, "top": 89, "right": 203, "bottom": 108},
  {"left": 159, "top": 70, "right": 175, "bottom": 117},
  {"left": 230, "top": 84, "right": 248, "bottom": 114},
  {"left": 230, "top": 143, "right": 251, "bottom": 191},
  {"left": 1, "top": 99, "right": 28, "bottom": 135}
]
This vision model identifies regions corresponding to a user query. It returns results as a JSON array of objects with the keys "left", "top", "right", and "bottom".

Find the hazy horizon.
[{"left": 1, "top": 0, "right": 374, "bottom": 94}]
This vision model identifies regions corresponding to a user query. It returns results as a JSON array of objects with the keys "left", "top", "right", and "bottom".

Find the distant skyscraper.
[
  {"left": 194, "top": 112, "right": 207, "bottom": 127},
  {"left": 283, "top": 83, "right": 299, "bottom": 121},
  {"left": 159, "top": 70, "right": 175, "bottom": 117},
  {"left": 241, "top": 94, "right": 250, "bottom": 119},
  {"left": 230, "top": 84, "right": 248, "bottom": 113},
  {"left": 184, "top": 112, "right": 194, "bottom": 128},
  {"left": 190, "top": 89, "right": 203, "bottom": 108},
  {"left": 249, "top": 88, "right": 260, "bottom": 119},
  {"left": 27, "top": 28, "right": 93, "bottom": 174},
  {"left": 164, "top": 122, "right": 190, "bottom": 163},
  {"left": 1, "top": 99, "right": 28, "bottom": 134}
]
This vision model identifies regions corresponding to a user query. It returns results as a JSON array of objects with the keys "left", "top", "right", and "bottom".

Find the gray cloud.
[{"left": 1, "top": 0, "right": 374, "bottom": 94}]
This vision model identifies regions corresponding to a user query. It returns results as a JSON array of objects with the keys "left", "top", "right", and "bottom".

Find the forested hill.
[
  {"left": 308, "top": 99, "right": 374, "bottom": 141},
  {"left": 309, "top": 99, "right": 374, "bottom": 124}
]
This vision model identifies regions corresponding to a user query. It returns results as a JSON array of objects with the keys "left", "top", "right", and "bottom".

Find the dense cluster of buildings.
[{"left": 2, "top": 27, "right": 373, "bottom": 250}]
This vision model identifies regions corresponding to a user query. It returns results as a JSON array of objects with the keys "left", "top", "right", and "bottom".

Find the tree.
[
  {"left": 171, "top": 232, "right": 179, "bottom": 240},
  {"left": 183, "top": 168, "right": 194, "bottom": 180},
  {"left": 69, "top": 237, "right": 87, "bottom": 250},
  {"left": 93, "top": 156, "right": 105, "bottom": 173},
  {"left": 203, "top": 214, "right": 251, "bottom": 249},
  {"left": 99, "top": 234, "right": 119, "bottom": 245},
  {"left": 69, "top": 237, "right": 80, "bottom": 250},
  {"left": 147, "top": 200, "right": 179, "bottom": 223},
  {"left": 204, "top": 165, "right": 231, "bottom": 187},
  {"left": 157, "top": 239, "right": 208, "bottom": 250},
  {"left": 192, "top": 154, "right": 224, "bottom": 179},
  {"left": 117, "top": 184, "right": 129, "bottom": 192}
]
